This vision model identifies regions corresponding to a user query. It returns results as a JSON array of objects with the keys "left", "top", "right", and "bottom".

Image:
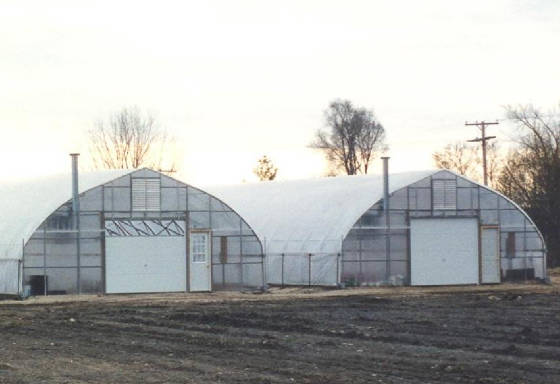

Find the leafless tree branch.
[
  {"left": 310, "top": 99, "right": 386, "bottom": 175},
  {"left": 88, "top": 106, "right": 177, "bottom": 173}
]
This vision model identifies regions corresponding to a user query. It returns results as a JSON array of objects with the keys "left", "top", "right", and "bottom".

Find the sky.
[{"left": 1, "top": 0, "right": 559, "bottom": 185}]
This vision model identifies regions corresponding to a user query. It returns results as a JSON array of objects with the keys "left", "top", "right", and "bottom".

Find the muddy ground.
[{"left": 1, "top": 281, "right": 560, "bottom": 384}]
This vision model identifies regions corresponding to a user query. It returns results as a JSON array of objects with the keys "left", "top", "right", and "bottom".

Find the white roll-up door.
[
  {"left": 410, "top": 218, "right": 479, "bottom": 286},
  {"left": 105, "top": 219, "right": 186, "bottom": 294}
]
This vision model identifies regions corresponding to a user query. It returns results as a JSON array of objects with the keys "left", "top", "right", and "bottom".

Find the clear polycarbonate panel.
[
  {"left": 80, "top": 213, "right": 100, "bottom": 229},
  {"left": 79, "top": 186, "right": 103, "bottom": 211},
  {"left": 340, "top": 261, "right": 359, "bottom": 285},
  {"left": 226, "top": 238, "right": 241, "bottom": 263},
  {"left": 212, "top": 264, "right": 224, "bottom": 285},
  {"left": 189, "top": 211, "right": 210, "bottom": 228},
  {"left": 23, "top": 254, "right": 44, "bottom": 268},
  {"left": 80, "top": 254, "right": 102, "bottom": 268},
  {"left": 224, "top": 263, "right": 242, "bottom": 286},
  {"left": 457, "top": 176, "right": 476, "bottom": 188},
  {"left": 480, "top": 210, "right": 498, "bottom": 225},
  {"left": 110, "top": 185, "right": 132, "bottom": 211},
  {"left": 525, "top": 231, "right": 543, "bottom": 251},
  {"left": 211, "top": 211, "right": 240, "bottom": 232},
  {"left": 408, "top": 187, "right": 431, "bottom": 210},
  {"left": 243, "top": 262, "right": 264, "bottom": 287},
  {"left": 389, "top": 188, "right": 408, "bottom": 209},
  {"left": 79, "top": 267, "right": 103, "bottom": 293},
  {"left": 457, "top": 187, "right": 476, "bottom": 210},
  {"left": 265, "top": 252, "right": 338, "bottom": 286},
  {"left": 210, "top": 197, "right": 231, "bottom": 212},
  {"left": 479, "top": 189, "right": 498, "bottom": 209},
  {"left": 187, "top": 188, "right": 210, "bottom": 211},
  {"left": 390, "top": 261, "right": 408, "bottom": 284},
  {"left": 161, "top": 186, "right": 185, "bottom": 211},
  {"left": 45, "top": 268, "right": 78, "bottom": 294},
  {"left": 45, "top": 236, "right": 78, "bottom": 267},
  {"left": 242, "top": 236, "right": 262, "bottom": 255}
]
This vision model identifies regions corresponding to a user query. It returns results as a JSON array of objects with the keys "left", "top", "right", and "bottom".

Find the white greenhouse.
[
  {"left": 209, "top": 169, "right": 547, "bottom": 287},
  {"left": 0, "top": 165, "right": 547, "bottom": 297},
  {"left": 0, "top": 168, "right": 264, "bottom": 296}
]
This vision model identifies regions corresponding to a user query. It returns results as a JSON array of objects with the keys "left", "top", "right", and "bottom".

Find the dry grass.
[{"left": 1, "top": 275, "right": 558, "bottom": 307}]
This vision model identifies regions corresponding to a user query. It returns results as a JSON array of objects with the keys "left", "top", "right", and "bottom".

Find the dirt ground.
[{"left": 1, "top": 277, "right": 560, "bottom": 384}]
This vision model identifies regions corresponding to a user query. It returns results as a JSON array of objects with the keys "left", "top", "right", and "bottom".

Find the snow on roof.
[
  {"left": 0, "top": 169, "right": 133, "bottom": 260},
  {"left": 207, "top": 170, "right": 437, "bottom": 254}
]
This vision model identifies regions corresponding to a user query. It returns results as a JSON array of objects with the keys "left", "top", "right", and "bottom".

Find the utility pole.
[{"left": 466, "top": 120, "right": 498, "bottom": 186}]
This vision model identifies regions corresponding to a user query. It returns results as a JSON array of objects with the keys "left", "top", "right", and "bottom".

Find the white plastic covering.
[
  {"left": 0, "top": 259, "right": 20, "bottom": 294},
  {"left": 0, "top": 169, "right": 132, "bottom": 260},
  {"left": 207, "top": 171, "right": 436, "bottom": 255}
]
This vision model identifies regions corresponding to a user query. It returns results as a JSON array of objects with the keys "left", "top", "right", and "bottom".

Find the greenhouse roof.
[
  {"left": 207, "top": 170, "right": 437, "bottom": 254},
  {"left": 0, "top": 169, "right": 132, "bottom": 260}
]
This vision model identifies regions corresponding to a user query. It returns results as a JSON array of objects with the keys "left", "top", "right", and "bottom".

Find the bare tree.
[
  {"left": 310, "top": 99, "right": 386, "bottom": 175},
  {"left": 433, "top": 141, "right": 501, "bottom": 187},
  {"left": 253, "top": 155, "right": 278, "bottom": 181},
  {"left": 88, "top": 106, "right": 177, "bottom": 172},
  {"left": 433, "top": 142, "right": 479, "bottom": 178},
  {"left": 496, "top": 104, "right": 560, "bottom": 267}
]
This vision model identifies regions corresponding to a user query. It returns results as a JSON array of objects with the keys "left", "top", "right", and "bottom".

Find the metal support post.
[
  {"left": 281, "top": 253, "right": 285, "bottom": 288},
  {"left": 70, "top": 153, "right": 81, "bottom": 294},
  {"left": 382, "top": 157, "right": 391, "bottom": 283},
  {"left": 308, "top": 253, "right": 312, "bottom": 287}
]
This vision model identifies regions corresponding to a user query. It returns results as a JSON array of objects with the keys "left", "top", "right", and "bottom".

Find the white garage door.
[
  {"left": 105, "top": 220, "right": 187, "bottom": 294},
  {"left": 410, "top": 218, "right": 479, "bottom": 286}
]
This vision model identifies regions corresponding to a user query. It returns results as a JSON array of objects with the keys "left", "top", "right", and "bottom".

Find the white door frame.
[{"left": 188, "top": 229, "right": 212, "bottom": 292}]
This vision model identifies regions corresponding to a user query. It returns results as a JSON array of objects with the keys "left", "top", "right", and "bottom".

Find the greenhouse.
[
  {"left": 0, "top": 167, "right": 264, "bottom": 296},
  {"left": 209, "top": 168, "right": 547, "bottom": 287}
]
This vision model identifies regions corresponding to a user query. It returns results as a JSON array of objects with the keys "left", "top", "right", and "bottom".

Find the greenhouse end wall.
[
  {"left": 341, "top": 171, "right": 547, "bottom": 286},
  {"left": 22, "top": 169, "right": 264, "bottom": 295}
]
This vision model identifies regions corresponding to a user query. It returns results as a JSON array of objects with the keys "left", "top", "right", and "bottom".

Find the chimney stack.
[
  {"left": 70, "top": 153, "right": 80, "bottom": 229},
  {"left": 381, "top": 157, "right": 391, "bottom": 282},
  {"left": 381, "top": 156, "right": 389, "bottom": 216}
]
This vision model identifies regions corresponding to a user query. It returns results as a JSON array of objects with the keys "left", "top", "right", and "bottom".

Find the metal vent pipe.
[
  {"left": 381, "top": 157, "right": 391, "bottom": 282},
  {"left": 70, "top": 153, "right": 81, "bottom": 293},
  {"left": 70, "top": 153, "right": 80, "bottom": 228}
]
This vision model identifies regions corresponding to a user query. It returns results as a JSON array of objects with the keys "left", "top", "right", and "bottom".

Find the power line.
[{"left": 466, "top": 120, "right": 498, "bottom": 186}]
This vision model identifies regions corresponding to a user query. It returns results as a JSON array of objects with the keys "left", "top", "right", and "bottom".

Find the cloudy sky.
[{"left": 1, "top": 0, "right": 559, "bottom": 184}]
